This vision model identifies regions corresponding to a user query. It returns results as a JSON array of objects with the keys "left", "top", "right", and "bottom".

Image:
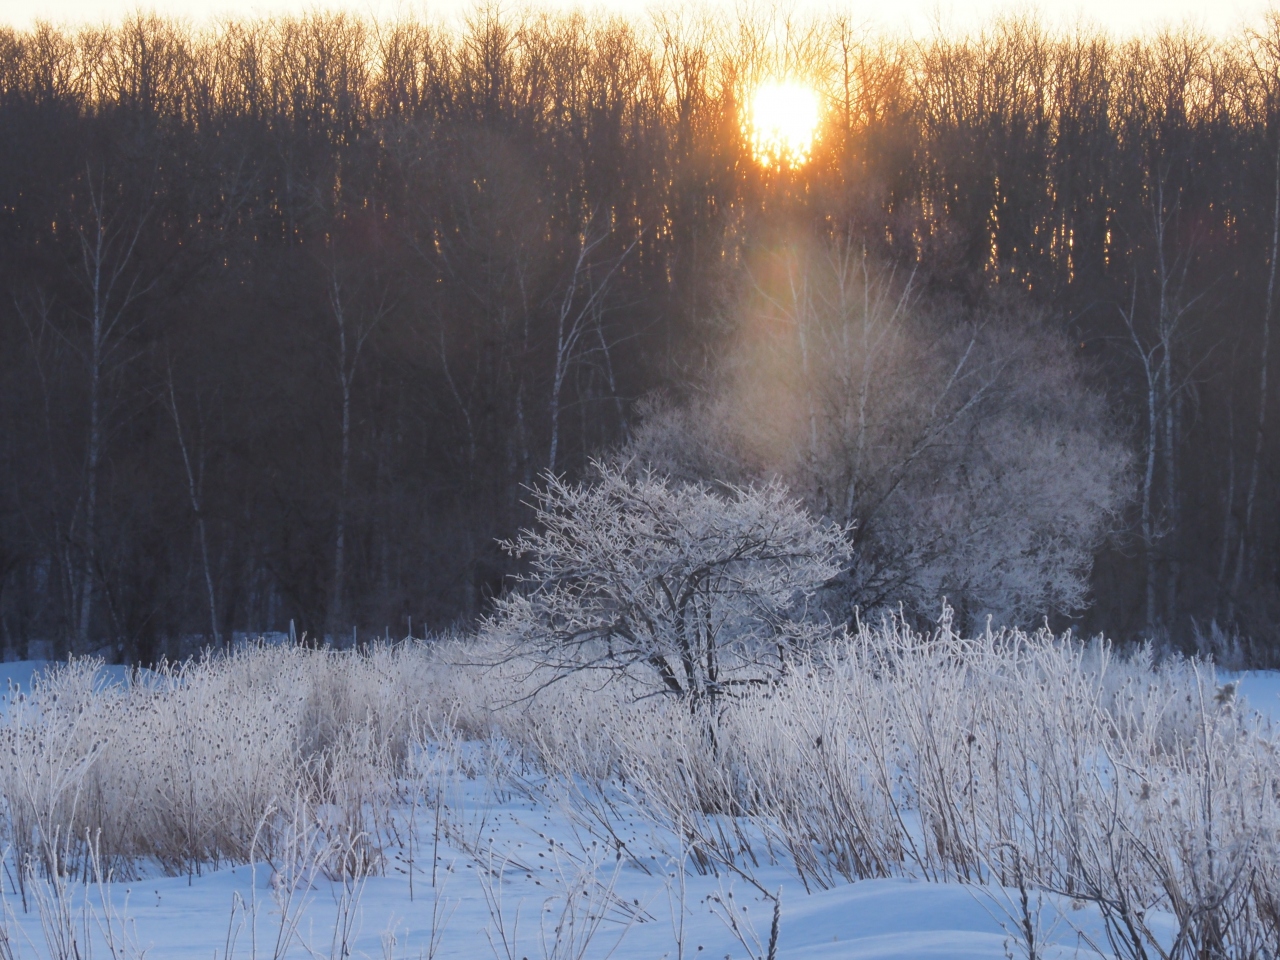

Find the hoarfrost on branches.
[
  {"left": 624, "top": 241, "right": 1133, "bottom": 627},
  {"left": 482, "top": 462, "right": 851, "bottom": 706}
]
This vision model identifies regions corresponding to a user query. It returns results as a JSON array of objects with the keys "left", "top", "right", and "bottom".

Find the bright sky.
[{"left": 0, "top": 0, "right": 1270, "bottom": 35}]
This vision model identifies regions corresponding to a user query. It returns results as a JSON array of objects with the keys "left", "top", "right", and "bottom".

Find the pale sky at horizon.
[{"left": 0, "top": 0, "right": 1271, "bottom": 37}]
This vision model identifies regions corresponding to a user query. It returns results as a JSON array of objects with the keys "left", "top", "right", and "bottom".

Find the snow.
[
  {"left": 0, "top": 659, "right": 143, "bottom": 696},
  {"left": 775, "top": 880, "right": 1051, "bottom": 959},
  {"left": 0, "top": 761, "right": 1115, "bottom": 959},
  {"left": 0, "top": 660, "right": 47, "bottom": 705},
  {"left": 2, "top": 869, "right": 1029, "bottom": 959},
  {"left": 0, "top": 660, "right": 142, "bottom": 718},
  {"left": 1231, "top": 669, "right": 1280, "bottom": 721},
  {"left": 9, "top": 659, "right": 1274, "bottom": 957},
  {"left": 84, "top": 869, "right": 1026, "bottom": 960}
]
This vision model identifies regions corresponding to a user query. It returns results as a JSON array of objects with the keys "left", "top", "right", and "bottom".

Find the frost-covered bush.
[
  {"left": 0, "top": 643, "right": 443, "bottom": 879},
  {"left": 481, "top": 461, "right": 851, "bottom": 708},
  {"left": 624, "top": 241, "right": 1133, "bottom": 626},
  {"left": 479, "top": 613, "right": 1280, "bottom": 958}
]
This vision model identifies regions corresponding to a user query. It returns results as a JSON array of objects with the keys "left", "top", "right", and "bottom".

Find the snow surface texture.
[
  {"left": 0, "top": 755, "right": 1110, "bottom": 959},
  {"left": 0, "top": 630, "right": 1276, "bottom": 959},
  {"left": 1230, "top": 670, "right": 1280, "bottom": 721},
  {"left": 0, "top": 661, "right": 139, "bottom": 720}
]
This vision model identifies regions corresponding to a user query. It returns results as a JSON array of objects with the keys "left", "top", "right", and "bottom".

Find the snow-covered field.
[
  {"left": 1, "top": 636, "right": 1276, "bottom": 959},
  {"left": 0, "top": 765, "right": 1111, "bottom": 960},
  {"left": 1228, "top": 669, "right": 1280, "bottom": 720}
]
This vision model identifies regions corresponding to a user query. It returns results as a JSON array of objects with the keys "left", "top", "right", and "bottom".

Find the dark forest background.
[{"left": 3, "top": 7, "right": 1280, "bottom": 663}]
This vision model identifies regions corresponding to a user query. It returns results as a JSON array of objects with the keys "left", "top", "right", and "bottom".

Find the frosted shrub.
[
  {"left": 482, "top": 461, "right": 851, "bottom": 710},
  {"left": 0, "top": 642, "right": 443, "bottom": 879},
  {"left": 0, "top": 658, "right": 117, "bottom": 879},
  {"left": 623, "top": 243, "right": 1132, "bottom": 628},
  {"left": 476, "top": 611, "right": 1280, "bottom": 955}
]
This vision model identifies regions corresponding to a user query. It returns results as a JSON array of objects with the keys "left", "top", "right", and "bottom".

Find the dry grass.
[{"left": 1, "top": 618, "right": 1277, "bottom": 957}]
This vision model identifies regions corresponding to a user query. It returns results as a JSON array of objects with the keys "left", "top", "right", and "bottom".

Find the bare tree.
[
  {"left": 11, "top": 290, "right": 84, "bottom": 651},
  {"left": 326, "top": 262, "right": 391, "bottom": 641},
  {"left": 164, "top": 360, "right": 220, "bottom": 647},
  {"left": 482, "top": 462, "right": 851, "bottom": 711},
  {"left": 60, "top": 168, "right": 155, "bottom": 653},
  {"left": 1117, "top": 169, "right": 1205, "bottom": 633},
  {"left": 546, "top": 218, "right": 637, "bottom": 473},
  {"left": 626, "top": 240, "right": 1132, "bottom": 626},
  {"left": 1229, "top": 18, "right": 1280, "bottom": 614}
]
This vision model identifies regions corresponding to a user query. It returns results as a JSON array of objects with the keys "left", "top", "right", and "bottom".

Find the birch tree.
[
  {"left": 165, "top": 361, "right": 220, "bottom": 647},
  {"left": 546, "top": 219, "right": 637, "bottom": 473},
  {"left": 1115, "top": 157, "right": 1206, "bottom": 633},
  {"left": 63, "top": 168, "right": 155, "bottom": 652},
  {"left": 325, "top": 263, "right": 391, "bottom": 640}
]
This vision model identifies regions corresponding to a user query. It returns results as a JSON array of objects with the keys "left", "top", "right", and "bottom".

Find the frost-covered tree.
[
  {"left": 482, "top": 462, "right": 851, "bottom": 708},
  {"left": 625, "top": 241, "right": 1133, "bottom": 627}
]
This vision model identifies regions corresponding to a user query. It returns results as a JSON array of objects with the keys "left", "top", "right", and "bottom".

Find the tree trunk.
[
  {"left": 1232, "top": 146, "right": 1280, "bottom": 606},
  {"left": 331, "top": 288, "right": 353, "bottom": 642},
  {"left": 79, "top": 331, "right": 101, "bottom": 654},
  {"left": 333, "top": 370, "right": 351, "bottom": 641},
  {"left": 167, "top": 368, "right": 220, "bottom": 647}
]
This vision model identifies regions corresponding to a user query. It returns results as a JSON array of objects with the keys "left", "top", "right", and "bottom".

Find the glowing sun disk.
[{"left": 746, "top": 81, "right": 820, "bottom": 168}]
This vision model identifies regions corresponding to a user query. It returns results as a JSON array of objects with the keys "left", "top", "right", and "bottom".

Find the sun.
[{"left": 745, "top": 80, "right": 821, "bottom": 169}]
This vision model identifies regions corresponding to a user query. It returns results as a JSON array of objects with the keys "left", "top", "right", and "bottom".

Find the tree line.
[{"left": 1, "top": 7, "right": 1278, "bottom": 661}]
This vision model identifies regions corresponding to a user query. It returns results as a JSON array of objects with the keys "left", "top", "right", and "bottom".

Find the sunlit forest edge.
[{"left": 2, "top": 5, "right": 1279, "bottom": 662}]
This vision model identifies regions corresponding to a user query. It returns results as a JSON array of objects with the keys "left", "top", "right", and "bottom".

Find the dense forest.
[{"left": 2, "top": 7, "right": 1279, "bottom": 662}]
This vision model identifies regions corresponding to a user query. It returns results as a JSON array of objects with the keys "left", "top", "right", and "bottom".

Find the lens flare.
[{"left": 745, "top": 80, "right": 821, "bottom": 168}]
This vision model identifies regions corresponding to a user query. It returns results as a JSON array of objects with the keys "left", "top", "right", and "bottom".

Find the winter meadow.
[{"left": 3, "top": 2, "right": 1280, "bottom": 957}]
